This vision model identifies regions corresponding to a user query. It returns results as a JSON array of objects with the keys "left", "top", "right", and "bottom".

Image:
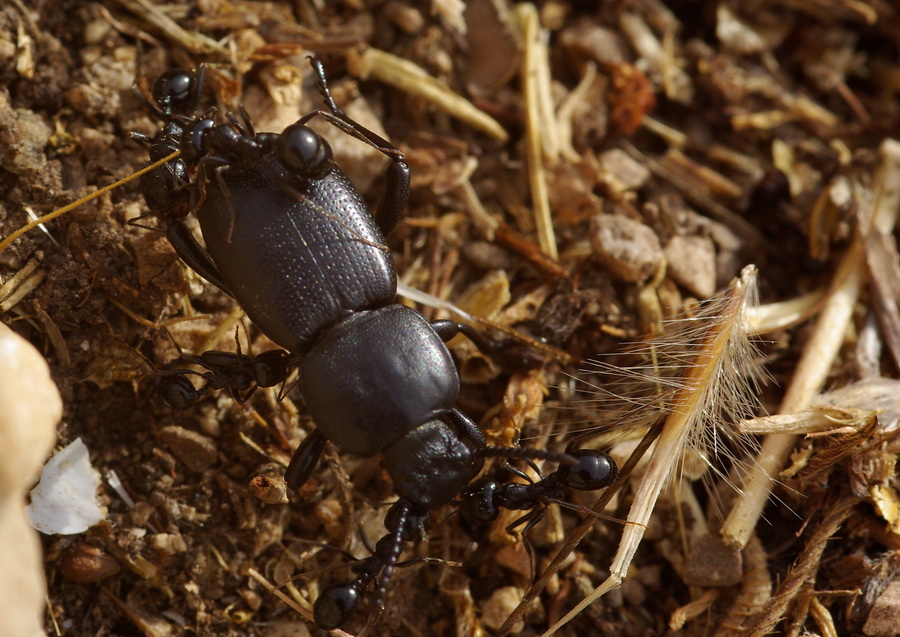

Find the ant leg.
[
  {"left": 231, "top": 385, "right": 258, "bottom": 404},
  {"left": 299, "top": 57, "right": 410, "bottom": 236},
  {"left": 197, "top": 158, "right": 242, "bottom": 244},
  {"left": 131, "top": 44, "right": 162, "bottom": 117},
  {"left": 189, "top": 64, "right": 207, "bottom": 113},
  {"left": 239, "top": 105, "right": 256, "bottom": 136},
  {"left": 130, "top": 131, "right": 154, "bottom": 147},
  {"left": 285, "top": 429, "right": 327, "bottom": 489},
  {"left": 510, "top": 507, "right": 546, "bottom": 579},
  {"left": 306, "top": 59, "right": 403, "bottom": 158},
  {"left": 132, "top": 83, "right": 164, "bottom": 121},
  {"left": 430, "top": 320, "right": 544, "bottom": 371},
  {"left": 505, "top": 462, "right": 538, "bottom": 484},
  {"left": 297, "top": 107, "right": 409, "bottom": 237},
  {"left": 225, "top": 105, "right": 256, "bottom": 137}
]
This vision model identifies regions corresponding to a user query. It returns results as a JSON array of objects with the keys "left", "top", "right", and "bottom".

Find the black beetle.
[{"left": 138, "top": 58, "right": 618, "bottom": 630}]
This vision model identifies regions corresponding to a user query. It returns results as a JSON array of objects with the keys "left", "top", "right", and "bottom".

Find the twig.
[
  {"left": 746, "top": 497, "right": 856, "bottom": 636},
  {"left": 351, "top": 48, "right": 508, "bottom": 142},
  {"left": 516, "top": 4, "right": 557, "bottom": 260}
]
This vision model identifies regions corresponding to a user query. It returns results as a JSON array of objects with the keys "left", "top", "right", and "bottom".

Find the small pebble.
[
  {"left": 864, "top": 581, "right": 900, "bottom": 636},
  {"left": 480, "top": 586, "right": 525, "bottom": 633},
  {"left": 683, "top": 533, "right": 743, "bottom": 587},
  {"left": 248, "top": 474, "right": 289, "bottom": 504},
  {"left": 159, "top": 426, "right": 218, "bottom": 473},
  {"left": 664, "top": 234, "right": 717, "bottom": 298},
  {"left": 591, "top": 213, "right": 663, "bottom": 283},
  {"left": 599, "top": 148, "right": 651, "bottom": 192}
]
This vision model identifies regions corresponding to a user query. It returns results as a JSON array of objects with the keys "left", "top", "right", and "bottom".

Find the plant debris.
[{"left": 1, "top": 1, "right": 899, "bottom": 635}]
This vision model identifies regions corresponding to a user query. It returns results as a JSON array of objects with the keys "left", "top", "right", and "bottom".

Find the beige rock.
[
  {"left": 480, "top": 586, "right": 525, "bottom": 633},
  {"left": 0, "top": 323, "right": 61, "bottom": 637},
  {"left": 159, "top": 425, "right": 218, "bottom": 473},
  {"left": 664, "top": 234, "right": 717, "bottom": 298},
  {"left": 591, "top": 213, "right": 664, "bottom": 283},
  {"left": 864, "top": 581, "right": 900, "bottom": 636}
]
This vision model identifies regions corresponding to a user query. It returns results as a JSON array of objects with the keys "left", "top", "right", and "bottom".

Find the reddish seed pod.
[{"left": 58, "top": 544, "right": 120, "bottom": 584}]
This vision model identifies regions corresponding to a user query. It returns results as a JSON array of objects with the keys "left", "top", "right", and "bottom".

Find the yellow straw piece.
[{"left": 0, "top": 149, "right": 181, "bottom": 254}]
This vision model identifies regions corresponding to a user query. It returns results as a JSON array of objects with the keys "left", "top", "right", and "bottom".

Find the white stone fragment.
[{"left": 27, "top": 438, "right": 106, "bottom": 535}]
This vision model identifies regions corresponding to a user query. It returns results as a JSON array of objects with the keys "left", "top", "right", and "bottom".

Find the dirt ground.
[{"left": 2, "top": 1, "right": 900, "bottom": 636}]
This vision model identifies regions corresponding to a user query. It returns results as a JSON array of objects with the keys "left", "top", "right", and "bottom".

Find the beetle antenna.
[{"left": 480, "top": 445, "right": 578, "bottom": 466}]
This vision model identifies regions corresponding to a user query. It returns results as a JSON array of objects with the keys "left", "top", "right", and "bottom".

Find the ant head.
[
  {"left": 556, "top": 449, "right": 618, "bottom": 491},
  {"left": 277, "top": 124, "right": 334, "bottom": 179},
  {"left": 459, "top": 479, "right": 500, "bottom": 524},
  {"left": 252, "top": 349, "right": 291, "bottom": 388},
  {"left": 152, "top": 70, "right": 196, "bottom": 115}
]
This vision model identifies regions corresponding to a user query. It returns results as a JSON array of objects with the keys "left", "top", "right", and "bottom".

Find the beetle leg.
[
  {"left": 285, "top": 429, "right": 327, "bottom": 489},
  {"left": 165, "top": 221, "right": 233, "bottom": 296},
  {"left": 373, "top": 159, "right": 410, "bottom": 237}
]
